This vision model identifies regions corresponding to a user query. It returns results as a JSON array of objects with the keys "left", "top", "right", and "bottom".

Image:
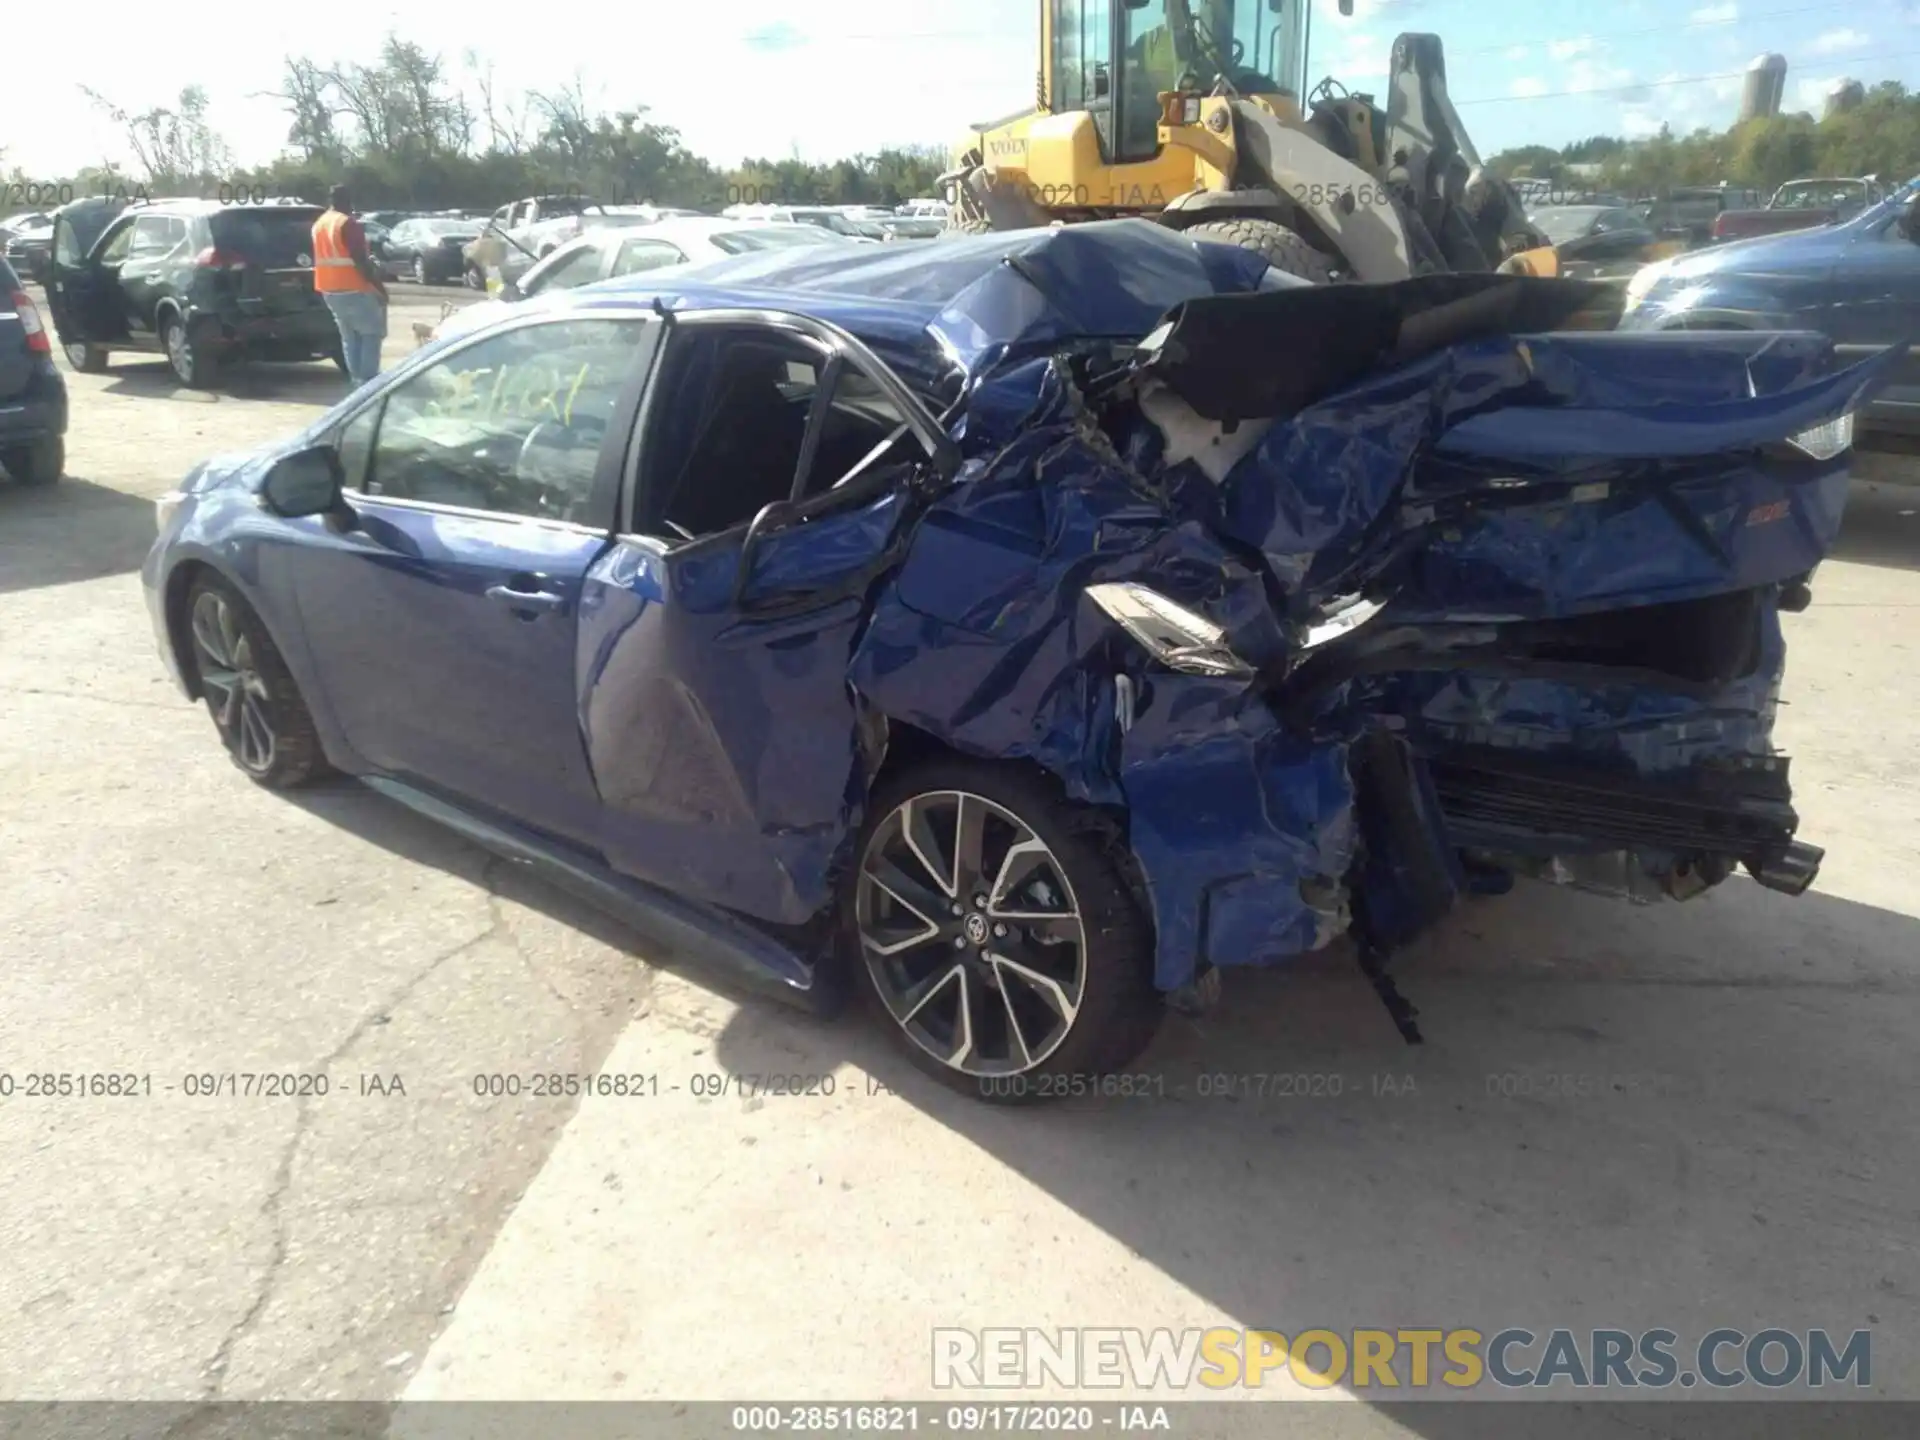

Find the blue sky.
[{"left": 4, "top": 0, "right": 1919, "bottom": 177}]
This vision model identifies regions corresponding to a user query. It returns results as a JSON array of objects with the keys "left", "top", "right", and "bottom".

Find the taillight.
[
  {"left": 194, "top": 247, "right": 248, "bottom": 271},
  {"left": 9, "top": 289, "right": 50, "bottom": 354}
]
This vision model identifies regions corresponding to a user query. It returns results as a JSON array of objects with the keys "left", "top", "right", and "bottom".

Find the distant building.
[
  {"left": 1823, "top": 78, "right": 1865, "bottom": 119},
  {"left": 1739, "top": 53, "right": 1788, "bottom": 123}
]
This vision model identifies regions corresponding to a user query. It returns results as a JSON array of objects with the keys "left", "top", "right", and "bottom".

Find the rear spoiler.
[{"left": 1134, "top": 273, "right": 1625, "bottom": 423}]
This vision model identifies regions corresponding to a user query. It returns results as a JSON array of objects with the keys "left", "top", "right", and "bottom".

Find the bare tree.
[
  {"left": 260, "top": 58, "right": 344, "bottom": 162},
  {"left": 80, "top": 84, "right": 233, "bottom": 187},
  {"left": 465, "top": 52, "right": 531, "bottom": 155},
  {"left": 528, "top": 75, "right": 598, "bottom": 168}
]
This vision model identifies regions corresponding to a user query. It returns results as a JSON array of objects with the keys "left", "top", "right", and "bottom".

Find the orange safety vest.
[{"left": 312, "top": 210, "right": 375, "bottom": 294}]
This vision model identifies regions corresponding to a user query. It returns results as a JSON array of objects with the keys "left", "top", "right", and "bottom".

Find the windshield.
[
  {"left": 1118, "top": 0, "right": 1303, "bottom": 157},
  {"left": 1530, "top": 207, "right": 1604, "bottom": 244},
  {"left": 712, "top": 227, "right": 859, "bottom": 253},
  {"left": 1124, "top": 0, "right": 1303, "bottom": 96}
]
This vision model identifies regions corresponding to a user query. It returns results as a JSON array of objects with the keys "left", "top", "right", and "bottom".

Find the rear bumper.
[
  {"left": 196, "top": 306, "right": 340, "bottom": 356},
  {"left": 0, "top": 361, "right": 68, "bottom": 443},
  {"left": 1429, "top": 747, "right": 1819, "bottom": 895}
]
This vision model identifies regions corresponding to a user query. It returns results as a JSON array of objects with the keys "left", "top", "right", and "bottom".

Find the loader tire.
[
  {"left": 944, "top": 215, "right": 997, "bottom": 236},
  {"left": 1186, "top": 218, "right": 1335, "bottom": 284}
]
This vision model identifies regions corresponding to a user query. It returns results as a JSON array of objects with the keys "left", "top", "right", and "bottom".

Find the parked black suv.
[
  {"left": 0, "top": 256, "right": 68, "bottom": 486},
  {"left": 44, "top": 197, "right": 344, "bottom": 388}
]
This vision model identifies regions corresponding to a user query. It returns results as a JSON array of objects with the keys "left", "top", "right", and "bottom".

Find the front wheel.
[
  {"left": 413, "top": 256, "right": 429, "bottom": 286},
  {"left": 847, "top": 759, "right": 1160, "bottom": 1102},
  {"left": 1185, "top": 217, "right": 1336, "bottom": 283},
  {"left": 184, "top": 575, "right": 330, "bottom": 788},
  {"left": 463, "top": 263, "right": 486, "bottom": 291}
]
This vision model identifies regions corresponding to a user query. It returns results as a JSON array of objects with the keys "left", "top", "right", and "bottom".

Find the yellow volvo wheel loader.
[{"left": 943, "top": 0, "right": 1559, "bottom": 282}]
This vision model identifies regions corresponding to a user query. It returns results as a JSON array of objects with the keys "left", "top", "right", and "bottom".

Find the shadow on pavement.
[
  {"left": 0, "top": 474, "right": 156, "bottom": 593},
  {"left": 1832, "top": 478, "right": 1920, "bottom": 572},
  {"left": 100, "top": 360, "right": 353, "bottom": 405},
  {"left": 286, "top": 774, "right": 1918, "bottom": 1431},
  {"left": 704, "top": 873, "right": 1918, "bottom": 1427}
]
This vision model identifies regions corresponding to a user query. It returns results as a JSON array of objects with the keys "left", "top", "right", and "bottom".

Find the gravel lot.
[{"left": 3, "top": 286, "right": 1918, "bottom": 1423}]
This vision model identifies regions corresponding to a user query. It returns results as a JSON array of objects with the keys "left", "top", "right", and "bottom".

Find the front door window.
[{"left": 361, "top": 317, "right": 652, "bottom": 524}]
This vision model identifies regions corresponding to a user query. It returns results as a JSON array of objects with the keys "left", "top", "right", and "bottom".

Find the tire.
[
  {"left": 63, "top": 340, "right": 108, "bottom": 373},
  {"left": 183, "top": 574, "right": 330, "bottom": 789},
  {"left": 328, "top": 344, "right": 350, "bottom": 376},
  {"left": 846, "top": 758, "right": 1160, "bottom": 1103},
  {"left": 0, "top": 436, "right": 63, "bottom": 486},
  {"left": 162, "top": 312, "right": 219, "bottom": 389},
  {"left": 464, "top": 263, "right": 486, "bottom": 291},
  {"left": 1186, "top": 217, "right": 1336, "bottom": 283},
  {"left": 944, "top": 215, "right": 996, "bottom": 236},
  {"left": 412, "top": 256, "right": 428, "bottom": 285}
]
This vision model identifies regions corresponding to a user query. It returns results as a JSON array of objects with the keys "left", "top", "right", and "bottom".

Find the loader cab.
[{"left": 1048, "top": 0, "right": 1309, "bottom": 162}]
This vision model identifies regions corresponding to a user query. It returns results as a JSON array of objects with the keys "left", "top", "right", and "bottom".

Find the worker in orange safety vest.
[{"left": 312, "top": 185, "right": 390, "bottom": 388}]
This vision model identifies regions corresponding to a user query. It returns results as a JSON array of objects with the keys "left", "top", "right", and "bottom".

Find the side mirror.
[
  {"left": 261, "top": 445, "right": 346, "bottom": 519},
  {"left": 1339, "top": 0, "right": 1354, "bottom": 12},
  {"left": 1092, "top": 63, "right": 1111, "bottom": 100}
]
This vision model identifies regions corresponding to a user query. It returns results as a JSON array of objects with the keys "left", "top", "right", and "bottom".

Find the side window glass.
[
  {"left": 364, "top": 318, "right": 651, "bottom": 523},
  {"left": 336, "top": 401, "right": 380, "bottom": 492},
  {"left": 610, "top": 241, "right": 685, "bottom": 276},
  {"left": 127, "top": 218, "right": 168, "bottom": 256},
  {"left": 531, "top": 246, "right": 604, "bottom": 293},
  {"left": 97, "top": 222, "right": 135, "bottom": 265}
]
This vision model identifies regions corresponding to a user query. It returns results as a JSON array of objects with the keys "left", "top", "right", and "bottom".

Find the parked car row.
[{"left": 1, "top": 211, "right": 56, "bottom": 283}]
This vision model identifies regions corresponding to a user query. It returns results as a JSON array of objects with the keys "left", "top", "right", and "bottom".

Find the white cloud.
[
  {"left": 1505, "top": 45, "right": 1530, "bottom": 62},
  {"left": 1689, "top": 2, "right": 1738, "bottom": 21},
  {"left": 1548, "top": 36, "right": 1597, "bottom": 62},
  {"left": 1511, "top": 77, "right": 1551, "bottom": 98},
  {"left": 1812, "top": 28, "right": 1871, "bottom": 55}
]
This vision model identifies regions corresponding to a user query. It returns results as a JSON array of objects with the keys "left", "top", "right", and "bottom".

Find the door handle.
[{"left": 485, "top": 583, "right": 566, "bottom": 616}]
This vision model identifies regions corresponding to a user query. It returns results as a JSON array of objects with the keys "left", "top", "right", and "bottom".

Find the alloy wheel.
[
  {"left": 165, "top": 320, "right": 192, "bottom": 383},
  {"left": 856, "top": 790, "right": 1088, "bottom": 1077},
  {"left": 189, "top": 590, "right": 276, "bottom": 774}
]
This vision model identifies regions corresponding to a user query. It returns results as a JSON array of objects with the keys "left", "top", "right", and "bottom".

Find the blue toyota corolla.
[{"left": 142, "top": 221, "right": 1898, "bottom": 1101}]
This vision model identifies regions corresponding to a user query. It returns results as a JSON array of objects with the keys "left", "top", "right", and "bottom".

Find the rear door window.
[{"left": 211, "top": 209, "right": 324, "bottom": 267}]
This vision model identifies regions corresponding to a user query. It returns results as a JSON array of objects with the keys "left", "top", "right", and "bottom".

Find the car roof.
[{"left": 553, "top": 218, "right": 1278, "bottom": 381}]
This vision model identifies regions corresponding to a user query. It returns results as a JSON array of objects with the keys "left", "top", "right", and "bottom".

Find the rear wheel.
[
  {"left": 0, "top": 436, "right": 63, "bottom": 486},
  {"left": 847, "top": 759, "right": 1160, "bottom": 1103},
  {"left": 464, "top": 263, "right": 486, "bottom": 291},
  {"left": 162, "top": 313, "right": 219, "bottom": 389},
  {"left": 1186, "top": 217, "right": 1336, "bottom": 283},
  {"left": 184, "top": 575, "right": 329, "bottom": 789},
  {"left": 63, "top": 341, "right": 108, "bottom": 373}
]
